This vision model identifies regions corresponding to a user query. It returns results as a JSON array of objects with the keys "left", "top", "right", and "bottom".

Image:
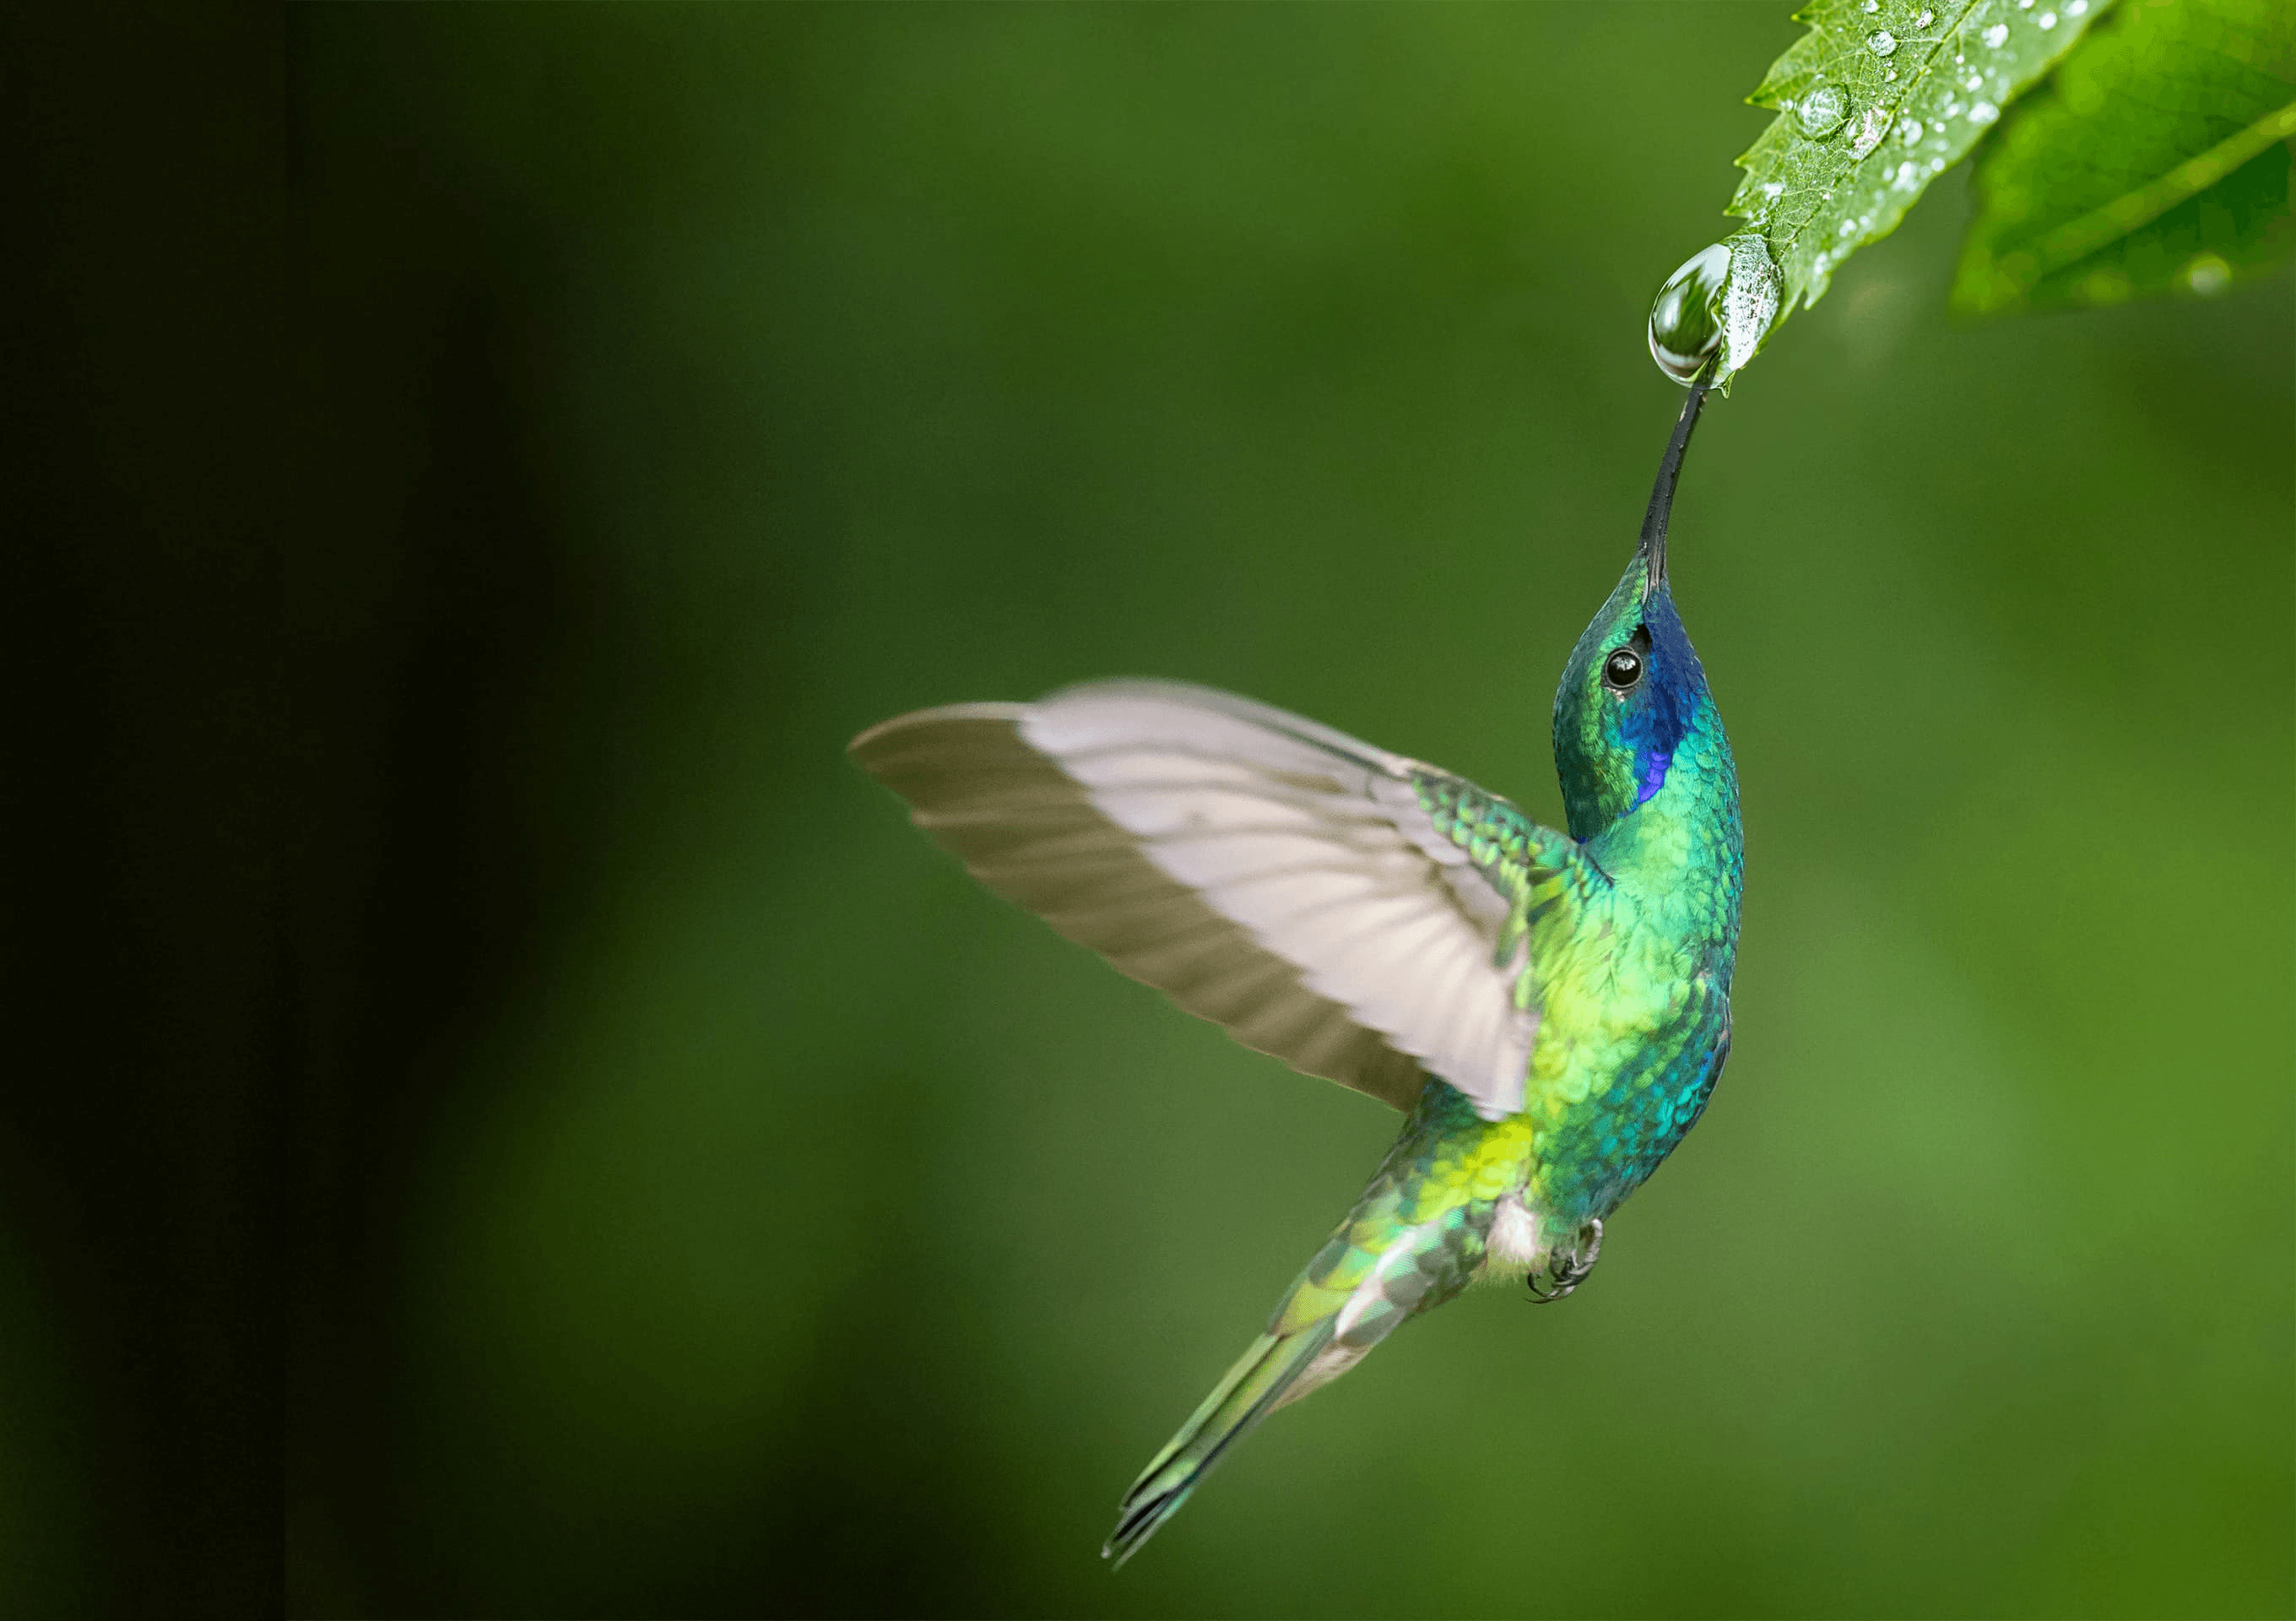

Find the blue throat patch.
[
  {"left": 1635, "top": 746, "right": 1673, "bottom": 805},
  {"left": 1623, "top": 591, "right": 1703, "bottom": 808}
]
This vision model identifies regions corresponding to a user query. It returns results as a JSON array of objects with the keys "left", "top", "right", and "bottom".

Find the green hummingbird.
[{"left": 850, "top": 380, "right": 1741, "bottom": 1564}]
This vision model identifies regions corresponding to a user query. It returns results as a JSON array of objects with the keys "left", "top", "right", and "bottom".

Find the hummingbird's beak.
[{"left": 1636, "top": 375, "right": 1709, "bottom": 600}]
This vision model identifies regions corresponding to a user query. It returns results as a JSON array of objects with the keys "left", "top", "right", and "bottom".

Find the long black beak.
[{"left": 1637, "top": 375, "right": 1708, "bottom": 599}]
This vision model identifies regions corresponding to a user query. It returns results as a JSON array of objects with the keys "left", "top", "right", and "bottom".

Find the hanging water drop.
[
  {"left": 1795, "top": 84, "right": 1849, "bottom": 138},
  {"left": 1866, "top": 28, "right": 1898, "bottom": 56},
  {"left": 1646, "top": 235, "right": 1779, "bottom": 386},
  {"left": 1647, "top": 244, "right": 1731, "bottom": 385}
]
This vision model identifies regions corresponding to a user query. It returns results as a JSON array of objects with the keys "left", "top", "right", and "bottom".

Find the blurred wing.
[{"left": 850, "top": 679, "right": 1555, "bottom": 1119}]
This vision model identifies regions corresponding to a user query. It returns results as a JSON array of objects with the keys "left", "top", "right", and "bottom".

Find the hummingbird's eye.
[{"left": 1602, "top": 647, "right": 1643, "bottom": 691}]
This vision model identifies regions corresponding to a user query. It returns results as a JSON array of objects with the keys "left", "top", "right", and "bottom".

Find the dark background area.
[
  {"left": 282, "top": 6, "right": 2288, "bottom": 1618},
  {"left": 0, "top": 5, "right": 275, "bottom": 1616}
]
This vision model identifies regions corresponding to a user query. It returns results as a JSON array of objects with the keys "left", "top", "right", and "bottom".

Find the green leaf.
[
  {"left": 1725, "top": 0, "right": 2107, "bottom": 355},
  {"left": 1953, "top": 0, "right": 2296, "bottom": 313}
]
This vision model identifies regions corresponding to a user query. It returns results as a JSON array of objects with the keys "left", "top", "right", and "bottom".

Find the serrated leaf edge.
[{"left": 1730, "top": 0, "right": 1988, "bottom": 315}]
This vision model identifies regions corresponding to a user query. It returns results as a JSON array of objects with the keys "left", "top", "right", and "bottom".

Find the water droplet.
[
  {"left": 1847, "top": 104, "right": 1895, "bottom": 157},
  {"left": 2016, "top": 0, "right": 2033, "bottom": 10},
  {"left": 1866, "top": 28, "right": 1898, "bottom": 55},
  {"left": 1914, "top": 8, "right": 1935, "bottom": 25},
  {"left": 2039, "top": 10, "right": 2057, "bottom": 27},
  {"left": 1649, "top": 236, "right": 1782, "bottom": 384},
  {"left": 1969, "top": 101, "right": 1999, "bottom": 123},
  {"left": 1647, "top": 243, "right": 1732, "bottom": 384},
  {"left": 1893, "top": 160, "right": 1919, "bottom": 186},
  {"left": 1982, "top": 21, "right": 2009, "bottom": 45},
  {"left": 1966, "top": 72, "right": 1983, "bottom": 89},
  {"left": 2184, "top": 252, "right": 2230, "bottom": 296},
  {"left": 1860, "top": 0, "right": 1878, "bottom": 11},
  {"left": 1885, "top": 65, "right": 1898, "bottom": 80},
  {"left": 2066, "top": 0, "right": 2088, "bottom": 14},
  {"left": 1795, "top": 84, "right": 1849, "bottom": 138},
  {"left": 1899, "top": 117, "right": 1925, "bottom": 143}
]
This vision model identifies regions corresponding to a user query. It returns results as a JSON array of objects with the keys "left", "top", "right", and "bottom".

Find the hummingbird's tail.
[
  {"left": 1104, "top": 1082, "right": 1525, "bottom": 1567},
  {"left": 1102, "top": 1321, "right": 1341, "bottom": 1567}
]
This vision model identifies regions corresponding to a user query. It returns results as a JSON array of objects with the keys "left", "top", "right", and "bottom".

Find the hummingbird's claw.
[{"left": 1527, "top": 1218, "right": 1605, "bottom": 1304}]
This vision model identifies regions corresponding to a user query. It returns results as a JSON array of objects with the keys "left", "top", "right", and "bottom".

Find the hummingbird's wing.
[{"left": 851, "top": 680, "right": 1578, "bottom": 1120}]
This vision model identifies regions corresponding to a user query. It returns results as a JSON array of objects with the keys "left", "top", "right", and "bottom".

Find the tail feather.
[
  {"left": 1102, "top": 1321, "right": 1338, "bottom": 1567},
  {"left": 1102, "top": 1082, "right": 1519, "bottom": 1565}
]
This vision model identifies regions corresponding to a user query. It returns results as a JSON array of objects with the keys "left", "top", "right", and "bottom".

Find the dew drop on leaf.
[
  {"left": 1982, "top": 22, "right": 2009, "bottom": 46},
  {"left": 1795, "top": 84, "right": 1849, "bottom": 138},
  {"left": 1899, "top": 117, "right": 1925, "bottom": 142},
  {"left": 1647, "top": 243, "right": 1731, "bottom": 384},
  {"left": 1914, "top": 8, "right": 1935, "bottom": 25},
  {"left": 1969, "top": 101, "right": 1999, "bottom": 123},
  {"left": 2039, "top": 11, "right": 2057, "bottom": 28},
  {"left": 1847, "top": 105, "right": 1895, "bottom": 157},
  {"left": 1646, "top": 236, "right": 1781, "bottom": 385},
  {"left": 1866, "top": 28, "right": 1898, "bottom": 55}
]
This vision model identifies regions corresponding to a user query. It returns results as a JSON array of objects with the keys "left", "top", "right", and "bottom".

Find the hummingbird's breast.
[
  {"left": 1524, "top": 969, "right": 1730, "bottom": 1226},
  {"left": 1517, "top": 729, "right": 1741, "bottom": 1227}
]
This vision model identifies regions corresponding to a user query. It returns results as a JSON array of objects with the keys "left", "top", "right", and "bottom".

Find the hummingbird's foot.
[{"left": 1527, "top": 1219, "right": 1604, "bottom": 1304}]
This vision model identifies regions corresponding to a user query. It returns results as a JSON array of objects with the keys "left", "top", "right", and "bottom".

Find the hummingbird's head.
[{"left": 1551, "top": 382, "right": 1714, "bottom": 841}]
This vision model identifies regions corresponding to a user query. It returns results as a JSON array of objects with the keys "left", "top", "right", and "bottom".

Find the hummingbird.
[{"left": 850, "top": 379, "right": 1741, "bottom": 1564}]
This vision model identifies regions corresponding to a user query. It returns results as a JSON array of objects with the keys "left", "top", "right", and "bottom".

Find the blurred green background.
[{"left": 290, "top": 5, "right": 2292, "bottom": 1617}]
